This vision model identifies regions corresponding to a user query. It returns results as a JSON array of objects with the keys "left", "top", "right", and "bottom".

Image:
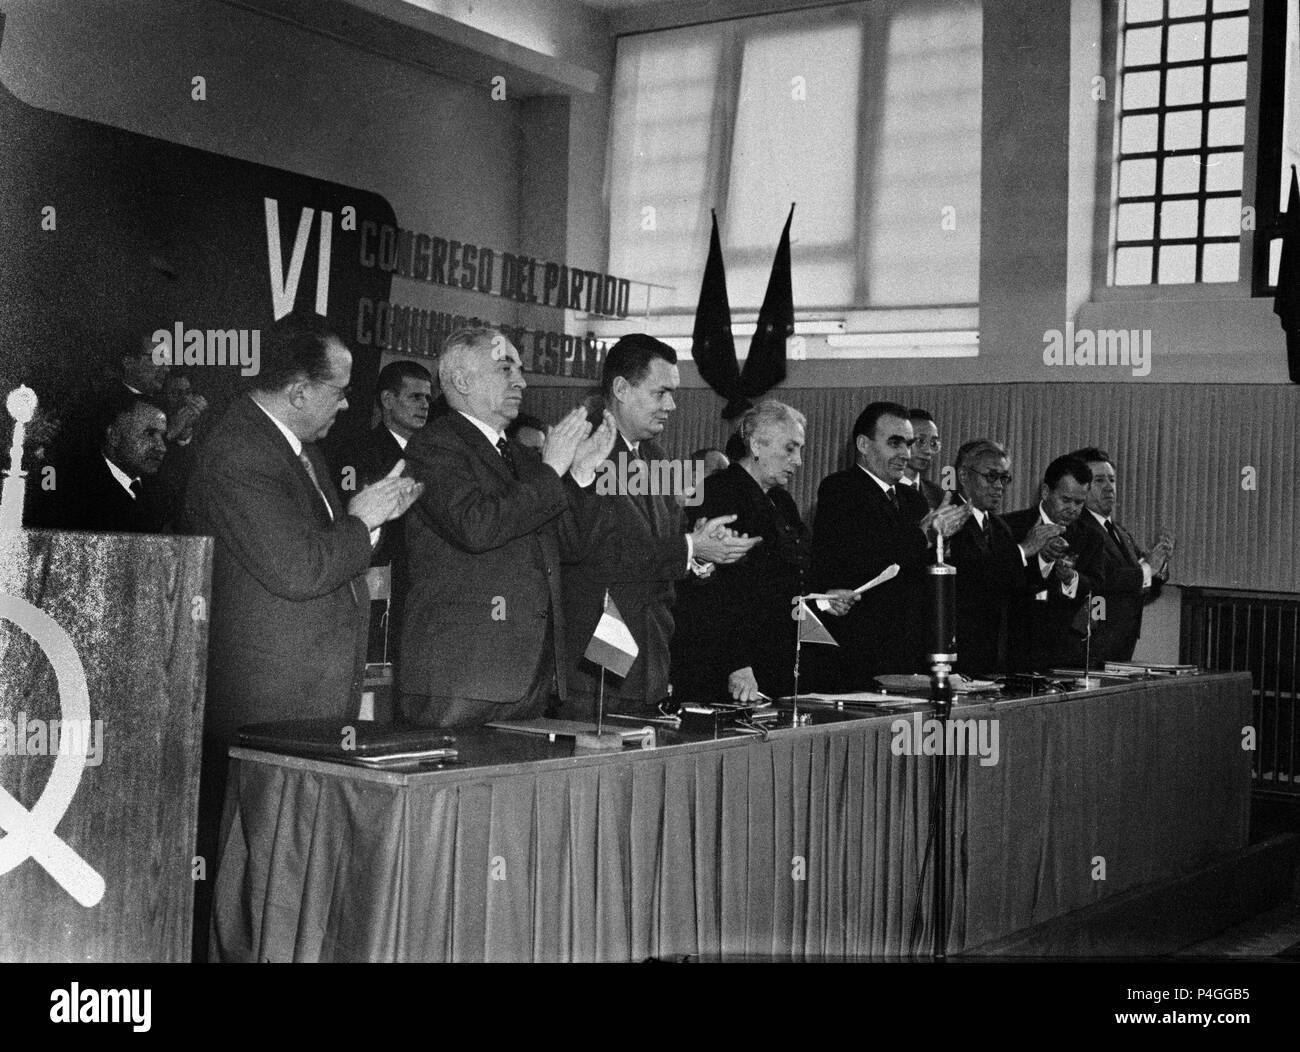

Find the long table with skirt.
[{"left": 210, "top": 672, "right": 1252, "bottom": 962}]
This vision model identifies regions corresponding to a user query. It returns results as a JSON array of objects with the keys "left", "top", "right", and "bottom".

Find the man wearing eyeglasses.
[
  {"left": 1001, "top": 454, "right": 1103, "bottom": 671},
  {"left": 184, "top": 311, "right": 424, "bottom": 957},
  {"left": 900, "top": 408, "right": 945, "bottom": 510},
  {"left": 1069, "top": 446, "right": 1174, "bottom": 664},
  {"left": 812, "top": 400, "right": 968, "bottom": 686},
  {"left": 947, "top": 440, "right": 1066, "bottom": 674}
]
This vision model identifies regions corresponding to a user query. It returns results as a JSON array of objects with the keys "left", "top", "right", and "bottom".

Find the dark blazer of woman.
[{"left": 670, "top": 462, "right": 811, "bottom": 702}]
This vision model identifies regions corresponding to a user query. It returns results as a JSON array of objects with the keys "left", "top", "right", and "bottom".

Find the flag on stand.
[
  {"left": 795, "top": 598, "right": 838, "bottom": 646},
  {"left": 1273, "top": 165, "right": 1300, "bottom": 383},
  {"left": 584, "top": 592, "right": 639, "bottom": 677}
]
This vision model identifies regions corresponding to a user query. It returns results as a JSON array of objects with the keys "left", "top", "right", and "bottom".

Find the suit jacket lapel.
[{"left": 447, "top": 410, "right": 514, "bottom": 485}]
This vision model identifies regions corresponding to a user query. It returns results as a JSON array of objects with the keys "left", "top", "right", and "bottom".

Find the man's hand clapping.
[
  {"left": 541, "top": 408, "right": 591, "bottom": 477},
  {"left": 1022, "top": 522, "right": 1066, "bottom": 558},
  {"left": 569, "top": 410, "right": 618, "bottom": 485},
  {"left": 348, "top": 476, "right": 424, "bottom": 530},
  {"left": 690, "top": 513, "right": 761, "bottom": 565},
  {"left": 919, "top": 491, "right": 970, "bottom": 539}
]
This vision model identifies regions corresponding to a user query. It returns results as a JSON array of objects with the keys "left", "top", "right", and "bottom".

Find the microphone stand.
[{"left": 926, "top": 530, "right": 957, "bottom": 961}]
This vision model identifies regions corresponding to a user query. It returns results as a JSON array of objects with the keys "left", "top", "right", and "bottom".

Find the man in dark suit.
[
  {"left": 558, "top": 334, "right": 758, "bottom": 719},
  {"left": 335, "top": 360, "right": 434, "bottom": 666},
  {"left": 946, "top": 439, "right": 1062, "bottom": 674},
  {"left": 29, "top": 392, "right": 170, "bottom": 533},
  {"left": 811, "top": 401, "right": 968, "bottom": 686},
  {"left": 1070, "top": 447, "right": 1174, "bottom": 664},
  {"left": 184, "top": 313, "right": 421, "bottom": 954},
  {"left": 398, "top": 327, "right": 616, "bottom": 728},
  {"left": 1001, "top": 454, "right": 1102, "bottom": 671},
  {"left": 900, "top": 407, "right": 945, "bottom": 510}
]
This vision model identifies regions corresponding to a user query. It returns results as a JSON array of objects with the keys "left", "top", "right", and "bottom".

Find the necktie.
[
  {"left": 1105, "top": 519, "right": 1132, "bottom": 564},
  {"left": 298, "top": 451, "right": 334, "bottom": 521},
  {"left": 496, "top": 437, "right": 519, "bottom": 479},
  {"left": 128, "top": 479, "right": 142, "bottom": 501},
  {"left": 887, "top": 486, "right": 900, "bottom": 511},
  {"left": 981, "top": 514, "right": 991, "bottom": 542}
]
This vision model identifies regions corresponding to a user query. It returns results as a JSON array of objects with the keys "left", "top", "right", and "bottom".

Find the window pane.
[
  {"left": 1167, "top": 22, "right": 1206, "bottom": 62},
  {"left": 1116, "top": 246, "right": 1154, "bottom": 283},
  {"left": 1123, "top": 113, "right": 1159, "bottom": 151},
  {"left": 1125, "top": 26, "right": 1164, "bottom": 65},
  {"left": 1125, "top": 70, "right": 1162, "bottom": 109},
  {"left": 1202, "top": 242, "right": 1240, "bottom": 281},
  {"left": 1120, "top": 158, "right": 1158, "bottom": 195},
  {"left": 727, "top": 21, "right": 863, "bottom": 308},
  {"left": 1204, "top": 151, "right": 1243, "bottom": 191},
  {"left": 1202, "top": 196, "right": 1242, "bottom": 236},
  {"left": 1209, "top": 60, "right": 1246, "bottom": 101},
  {"left": 607, "top": 29, "right": 724, "bottom": 310},
  {"left": 1212, "top": 0, "right": 1248, "bottom": 11},
  {"left": 1165, "top": 65, "right": 1203, "bottom": 105},
  {"left": 860, "top": 4, "right": 982, "bottom": 307},
  {"left": 1210, "top": 16, "right": 1248, "bottom": 58},
  {"left": 1206, "top": 105, "right": 1245, "bottom": 146},
  {"left": 1158, "top": 244, "right": 1197, "bottom": 282},
  {"left": 1162, "top": 154, "right": 1201, "bottom": 193},
  {"left": 1163, "top": 109, "right": 1202, "bottom": 150},
  {"left": 1160, "top": 198, "right": 1199, "bottom": 237},
  {"left": 1168, "top": 0, "right": 1205, "bottom": 15},
  {"left": 1126, "top": 0, "right": 1163, "bottom": 24},
  {"left": 1118, "top": 201, "right": 1156, "bottom": 239}
]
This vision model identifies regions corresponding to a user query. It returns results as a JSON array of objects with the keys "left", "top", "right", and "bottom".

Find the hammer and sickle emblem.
[{"left": 0, "top": 593, "right": 104, "bottom": 906}]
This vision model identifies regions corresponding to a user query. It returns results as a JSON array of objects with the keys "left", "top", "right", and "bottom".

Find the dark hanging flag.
[
  {"left": 730, "top": 203, "right": 795, "bottom": 418},
  {"left": 691, "top": 209, "right": 742, "bottom": 406},
  {"left": 1273, "top": 165, "right": 1300, "bottom": 382}
]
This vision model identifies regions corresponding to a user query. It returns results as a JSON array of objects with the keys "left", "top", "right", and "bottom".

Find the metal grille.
[{"left": 1181, "top": 587, "right": 1299, "bottom": 795}]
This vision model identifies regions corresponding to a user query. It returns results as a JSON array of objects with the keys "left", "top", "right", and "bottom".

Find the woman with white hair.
[{"left": 669, "top": 400, "right": 857, "bottom": 703}]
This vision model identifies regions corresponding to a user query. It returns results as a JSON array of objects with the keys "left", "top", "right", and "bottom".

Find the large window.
[
  {"left": 606, "top": 0, "right": 982, "bottom": 316},
  {"left": 1110, "top": 0, "right": 1251, "bottom": 287}
]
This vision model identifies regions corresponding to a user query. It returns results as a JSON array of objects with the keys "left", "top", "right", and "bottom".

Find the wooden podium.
[{"left": 0, "top": 529, "right": 211, "bottom": 961}]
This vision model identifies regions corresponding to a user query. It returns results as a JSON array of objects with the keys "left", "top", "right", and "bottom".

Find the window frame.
[{"left": 1091, "top": 0, "right": 1265, "bottom": 302}]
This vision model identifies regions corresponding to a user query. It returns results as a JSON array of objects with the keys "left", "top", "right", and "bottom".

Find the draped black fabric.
[
  {"left": 211, "top": 674, "right": 1251, "bottom": 962},
  {"left": 1273, "top": 166, "right": 1300, "bottom": 383}
]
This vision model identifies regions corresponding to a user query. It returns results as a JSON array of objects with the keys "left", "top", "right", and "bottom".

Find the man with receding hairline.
[
  {"left": 812, "top": 400, "right": 968, "bottom": 686},
  {"left": 398, "top": 327, "right": 616, "bottom": 727},
  {"left": 185, "top": 312, "right": 422, "bottom": 957}
]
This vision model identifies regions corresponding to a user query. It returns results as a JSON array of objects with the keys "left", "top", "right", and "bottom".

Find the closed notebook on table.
[{"left": 237, "top": 718, "right": 457, "bottom": 765}]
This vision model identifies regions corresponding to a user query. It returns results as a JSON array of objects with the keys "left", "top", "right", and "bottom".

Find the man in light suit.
[
  {"left": 811, "top": 401, "right": 968, "bottom": 687},
  {"left": 557, "top": 334, "right": 758, "bottom": 719},
  {"left": 184, "top": 313, "right": 420, "bottom": 955},
  {"left": 398, "top": 327, "right": 616, "bottom": 728},
  {"left": 1070, "top": 446, "right": 1174, "bottom": 664}
]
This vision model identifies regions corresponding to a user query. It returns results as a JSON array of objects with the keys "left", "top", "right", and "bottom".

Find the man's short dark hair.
[
  {"left": 253, "top": 312, "right": 341, "bottom": 392},
  {"left": 1044, "top": 454, "right": 1092, "bottom": 490},
  {"left": 506, "top": 413, "right": 547, "bottom": 440},
  {"left": 600, "top": 334, "right": 676, "bottom": 400},
  {"left": 956, "top": 438, "right": 1008, "bottom": 472},
  {"left": 852, "top": 401, "right": 910, "bottom": 442},
  {"left": 1070, "top": 446, "right": 1112, "bottom": 466},
  {"left": 908, "top": 408, "right": 935, "bottom": 424},
  {"left": 375, "top": 360, "right": 433, "bottom": 404},
  {"left": 724, "top": 431, "right": 747, "bottom": 461}
]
